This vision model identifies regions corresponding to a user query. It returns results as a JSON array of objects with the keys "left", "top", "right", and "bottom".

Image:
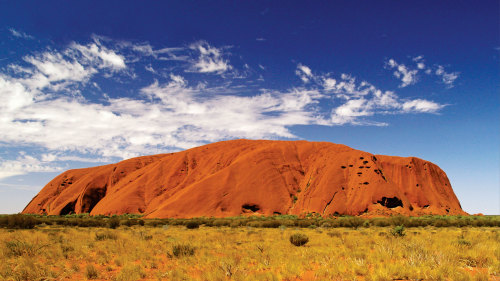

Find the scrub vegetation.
[{"left": 0, "top": 214, "right": 498, "bottom": 280}]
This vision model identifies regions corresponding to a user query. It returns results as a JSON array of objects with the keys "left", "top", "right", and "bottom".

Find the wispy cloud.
[
  {"left": 9, "top": 28, "right": 34, "bottom": 40},
  {"left": 295, "top": 64, "right": 313, "bottom": 83},
  {"left": 402, "top": 99, "right": 445, "bottom": 113},
  {"left": 187, "top": 41, "right": 232, "bottom": 74},
  {"left": 385, "top": 56, "right": 460, "bottom": 88},
  {"left": 386, "top": 59, "right": 419, "bottom": 88},
  {"left": 0, "top": 154, "right": 62, "bottom": 180},
  {"left": 435, "top": 65, "right": 459, "bottom": 88},
  {"left": 295, "top": 63, "right": 445, "bottom": 125}
]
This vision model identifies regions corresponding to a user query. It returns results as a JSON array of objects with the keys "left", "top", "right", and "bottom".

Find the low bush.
[
  {"left": 108, "top": 216, "right": 120, "bottom": 229},
  {"left": 339, "top": 217, "right": 364, "bottom": 229},
  {"left": 298, "top": 220, "right": 312, "bottom": 228},
  {"left": 212, "top": 219, "right": 231, "bottom": 227},
  {"left": 261, "top": 220, "right": 281, "bottom": 228},
  {"left": 390, "top": 225, "right": 406, "bottom": 237},
  {"left": 95, "top": 231, "right": 118, "bottom": 240},
  {"left": 186, "top": 220, "right": 200, "bottom": 229},
  {"left": 246, "top": 221, "right": 262, "bottom": 228},
  {"left": 122, "top": 218, "right": 139, "bottom": 227},
  {"left": 289, "top": 233, "right": 309, "bottom": 246},
  {"left": 4, "top": 214, "right": 39, "bottom": 229},
  {"left": 172, "top": 243, "right": 196, "bottom": 257}
]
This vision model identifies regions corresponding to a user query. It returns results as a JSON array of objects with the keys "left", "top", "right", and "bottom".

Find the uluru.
[{"left": 22, "top": 139, "right": 466, "bottom": 218}]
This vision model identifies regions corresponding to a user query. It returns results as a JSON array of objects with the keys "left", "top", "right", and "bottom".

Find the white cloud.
[
  {"left": 295, "top": 63, "right": 313, "bottom": 83},
  {"left": 0, "top": 70, "right": 326, "bottom": 163},
  {"left": 0, "top": 76, "right": 34, "bottom": 112},
  {"left": 188, "top": 41, "right": 232, "bottom": 74},
  {"left": 70, "top": 42, "right": 126, "bottom": 71},
  {"left": 331, "top": 99, "right": 371, "bottom": 125},
  {"left": 386, "top": 59, "right": 418, "bottom": 88},
  {"left": 387, "top": 56, "right": 459, "bottom": 88},
  {"left": 9, "top": 28, "right": 34, "bottom": 40},
  {"left": 4, "top": 40, "right": 128, "bottom": 98},
  {"left": 402, "top": 99, "right": 445, "bottom": 113},
  {"left": 291, "top": 62, "right": 445, "bottom": 125},
  {"left": 129, "top": 43, "right": 188, "bottom": 61},
  {"left": 145, "top": 65, "right": 156, "bottom": 73},
  {"left": 24, "top": 52, "right": 93, "bottom": 85},
  {"left": 0, "top": 155, "right": 62, "bottom": 180},
  {"left": 435, "top": 65, "right": 459, "bottom": 88}
]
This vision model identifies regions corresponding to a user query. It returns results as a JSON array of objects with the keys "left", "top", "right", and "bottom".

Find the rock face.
[{"left": 23, "top": 139, "right": 466, "bottom": 218}]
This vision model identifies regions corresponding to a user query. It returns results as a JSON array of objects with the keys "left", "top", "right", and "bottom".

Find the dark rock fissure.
[
  {"left": 81, "top": 184, "right": 107, "bottom": 213},
  {"left": 60, "top": 200, "right": 77, "bottom": 215},
  {"left": 377, "top": 197, "right": 403, "bottom": 208},
  {"left": 242, "top": 204, "right": 260, "bottom": 212},
  {"left": 322, "top": 191, "right": 338, "bottom": 214}
]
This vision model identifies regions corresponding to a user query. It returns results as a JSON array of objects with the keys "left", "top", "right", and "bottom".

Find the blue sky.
[{"left": 0, "top": 1, "right": 498, "bottom": 214}]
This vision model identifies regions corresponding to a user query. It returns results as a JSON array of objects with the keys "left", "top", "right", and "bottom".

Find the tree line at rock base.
[{"left": 1, "top": 213, "right": 498, "bottom": 229}]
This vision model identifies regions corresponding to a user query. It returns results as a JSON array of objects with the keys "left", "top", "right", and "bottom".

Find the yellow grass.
[{"left": 0, "top": 225, "right": 499, "bottom": 280}]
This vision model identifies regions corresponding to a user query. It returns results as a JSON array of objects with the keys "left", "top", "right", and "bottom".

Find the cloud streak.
[{"left": 9, "top": 28, "right": 34, "bottom": 40}]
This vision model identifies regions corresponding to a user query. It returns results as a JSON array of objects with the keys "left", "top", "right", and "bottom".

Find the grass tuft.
[
  {"left": 172, "top": 243, "right": 196, "bottom": 257},
  {"left": 290, "top": 233, "right": 309, "bottom": 246},
  {"left": 85, "top": 264, "right": 99, "bottom": 279}
]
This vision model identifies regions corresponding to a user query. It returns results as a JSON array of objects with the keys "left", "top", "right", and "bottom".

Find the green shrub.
[
  {"left": 212, "top": 219, "right": 231, "bottom": 227},
  {"left": 390, "top": 216, "right": 410, "bottom": 227},
  {"left": 186, "top": 221, "right": 200, "bottom": 229},
  {"left": 341, "top": 217, "right": 364, "bottom": 229},
  {"left": 390, "top": 225, "right": 406, "bottom": 237},
  {"left": 261, "top": 220, "right": 281, "bottom": 228},
  {"left": 0, "top": 216, "right": 7, "bottom": 227},
  {"left": 230, "top": 220, "right": 244, "bottom": 227},
  {"left": 281, "top": 219, "right": 297, "bottom": 227},
  {"left": 433, "top": 219, "right": 449, "bottom": 227},
  {"left": 371, "top": 218, "right": 390, "bottom": 227},
  {"left": 146, "top": 220, "right": 162, "bottom": 227},
  {"left": 78, "top": 219, "right": 105, "bottom": 227},
  {"left": 122, "top": 219, "right": 138, "bottom": 227},
  {"left": 108, "top": 216, "right": 120, "bottom": 229},
  {"left": 289, "top": 233, "right": 309, "bottom": 246},
  {"left": 172, "top": 244, "right": 196, "bottom": 257},
  {"left": 246, "top": 221, "right": 262, "bottom": 228},
  {"left": 6, "top": 214, "right": 38, "bottom": 229},
  {"left": 298, "top": 220, "right": 312, "bottom": 228}
]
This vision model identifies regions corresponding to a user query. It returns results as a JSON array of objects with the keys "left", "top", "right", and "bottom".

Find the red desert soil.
[{"left": 23, "top": 139, "right": 466, "bottom": 218}]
